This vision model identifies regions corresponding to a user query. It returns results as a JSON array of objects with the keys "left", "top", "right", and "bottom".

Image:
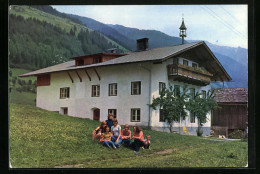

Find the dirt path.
[{"left": 54, "top": 148, "right": 179, "bottom": 168}]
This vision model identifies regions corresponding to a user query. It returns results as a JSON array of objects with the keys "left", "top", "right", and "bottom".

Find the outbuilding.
[{"left": 212, "top": 88, "right": 248, "bottom": 137}]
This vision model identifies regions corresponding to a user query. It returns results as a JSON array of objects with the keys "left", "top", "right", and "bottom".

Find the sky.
[{"left": 52, "top": 5, "right": 248, "bottom": 49}]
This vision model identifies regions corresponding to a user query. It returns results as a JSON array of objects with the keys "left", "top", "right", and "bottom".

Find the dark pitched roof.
[
  {"left": 212, "top": 88, "right": 248, "bottom": 103},
  {"left": 19, "top": 41, "right": 231, "bottom": 82},
  {"left": 179, "top": 20, "right": 187, "bottom": 30},
  {"left": 19, "top": 42, "right": 202, "bottom": 77}
]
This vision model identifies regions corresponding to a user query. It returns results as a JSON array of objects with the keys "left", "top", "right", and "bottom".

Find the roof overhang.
[{"left": 19, "top": 42, "right": 231, "bottom": 81}]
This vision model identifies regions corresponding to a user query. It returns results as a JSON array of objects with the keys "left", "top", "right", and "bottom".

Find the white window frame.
[
  {"left": 131, "top": 108, "right": 140, "bottom": 122},
  {"left": 201, "top": 90, "right": 206, "bottom": 99},
  {"left": 159, "top": 82, "right": 166, "bottom": 93},
  {"left": 192, "top": 62, "right": 198, "bottom": 68},
  {"left": 109, "top": 83, "right": 117, "bottom": 96},
  {"left": 159, "top": 109, "right": 164, "bottom": 122},
  {"left": 131, "top": 81, "right": 141, "bottom": 95},
  {"left": 108, "top": 109, "right": 117, "bottom": 118},
  {"left": 183, "top": 59, "right": 189, "bottom": 66},
  {"left": 60, "top": 87, "right": 70, "bottom": 99},
  {"left": 174, "top": 85, "right": 180, "bottom": 97},
  {"left": 189, "top": 88, "right": 195, "bottom": 99},
  {"left": 190, "top": 112, "right": 196, "bottom": 123},
  {"left": 92, "top": 85, "right": 100, "bottom": 97}
]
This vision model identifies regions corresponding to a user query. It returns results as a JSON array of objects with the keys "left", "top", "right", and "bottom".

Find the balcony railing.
[{"left": 167, "top": 64, "right": 213, "bottom": 86}]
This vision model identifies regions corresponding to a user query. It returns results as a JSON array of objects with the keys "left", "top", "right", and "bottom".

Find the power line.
[
  {"left": 203, "top": 5, "right": 247, "bottom": 39},
  {"left": 218, "top": 5, "right": 243, "bottom": 26},
  {"left": 200, "top": 5, "right": 247, "bottom": 40}
]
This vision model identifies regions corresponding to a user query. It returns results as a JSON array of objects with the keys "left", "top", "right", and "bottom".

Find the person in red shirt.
[
  {"left": 129, "top": 126, "right": 145, "bottom": 154},
  {"left": 121, "top": 124, "right": 131, "bottom": 146}
]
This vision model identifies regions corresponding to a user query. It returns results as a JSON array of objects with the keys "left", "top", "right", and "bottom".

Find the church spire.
[{"left": 179, "top": 17, "right": 187, "bottom": 44}]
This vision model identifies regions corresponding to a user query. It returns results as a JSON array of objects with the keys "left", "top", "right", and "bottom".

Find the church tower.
[{"left": 179, "top": 18, "right": 187, "bottom": 44}]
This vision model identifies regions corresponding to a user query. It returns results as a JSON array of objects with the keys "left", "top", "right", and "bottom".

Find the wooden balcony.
[{"left": 167, "top": 64, "right": 213, "bottom": 86}]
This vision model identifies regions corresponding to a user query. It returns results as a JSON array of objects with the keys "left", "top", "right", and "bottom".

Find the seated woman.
[
  {"left": 129, "top": 126, "right": 145, "bottom": 154},
  {"left": 111, "top": 118, "right": 122, "bottom": 148},
  {"left": 100, "top": 126, "right": 116, "bottom": 149},
  {"left": 121, "top": 124, "right": 131, "bottom": 146},
  {"left": 92, "top": 121, "right": 107, "bottom": 141}
]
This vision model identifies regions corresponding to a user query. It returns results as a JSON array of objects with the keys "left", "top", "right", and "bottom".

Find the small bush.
[
  {"left": 228, "top": 130, "right": 244, "bottom": 139},
  {"left": 16, "top": 87, "right": 22, "bottom": 93},
  {"left": 227, "top": 152, "right": 237, "bottom": 158}
]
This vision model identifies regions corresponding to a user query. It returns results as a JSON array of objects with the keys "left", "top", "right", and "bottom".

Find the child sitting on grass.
[
  {"left": 143, "top": 135, "right": 151, "bottom": 150},
  {"left": 100, "top": 126, "right": 116, "bottom": 149},
  {"left": 121, "top": 124, "right": 131, "bottom": 146}
]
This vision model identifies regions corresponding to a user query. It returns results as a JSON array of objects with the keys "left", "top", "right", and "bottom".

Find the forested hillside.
[{"left": 9, "top": 6, "right": 128, "bottom": 70}]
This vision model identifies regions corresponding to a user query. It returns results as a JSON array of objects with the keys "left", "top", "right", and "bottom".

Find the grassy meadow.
[
  {"left": 9, "top": 103, "right": 248, "bottom": 168},
  {"left": 9, "top": 68, "right": 248, "bottom": 168}
]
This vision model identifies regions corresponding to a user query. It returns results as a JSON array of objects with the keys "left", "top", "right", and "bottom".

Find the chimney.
[{"left": 136, "top": 38, "right": 149, "bottom": 51}]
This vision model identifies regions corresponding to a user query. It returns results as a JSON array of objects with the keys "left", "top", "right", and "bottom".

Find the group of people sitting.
[{"left": 92, "top": 113, "right": 151, "bottom": 154}]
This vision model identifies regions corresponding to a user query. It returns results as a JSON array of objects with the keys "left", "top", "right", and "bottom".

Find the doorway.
[{"left": 93, "top": 109, "right": 100, "bottom": 121}]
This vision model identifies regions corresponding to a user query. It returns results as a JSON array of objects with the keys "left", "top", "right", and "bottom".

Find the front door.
[{"left": 93, "top": 109, "right": 100, "bottom": 121}]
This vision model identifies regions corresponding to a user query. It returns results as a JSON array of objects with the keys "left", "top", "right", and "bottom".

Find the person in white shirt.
[{"left": 111, "top": 118, "right": 122, "bottom": 148}]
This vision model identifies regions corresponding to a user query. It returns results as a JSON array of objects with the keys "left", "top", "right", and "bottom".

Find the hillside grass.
[
  {"left": 9, "top": 103, "right": 248, "bottom": 168},
  {"left": 11, "top": 68, "right": 36, "bottom": 82},
  {"left": 9, "top": 5, "right": 128, "bottom": 52}
]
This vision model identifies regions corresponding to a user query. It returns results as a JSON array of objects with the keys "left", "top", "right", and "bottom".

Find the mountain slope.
[
  {"left": 108, "top": 24, "right": 186, "bottom": 50},
  {"left": 69, "top": 14, "right": 185, "bottom": 51},
  {"left": 187, "top": 40, "right": 248, "bottom": 67},
  {"left": 9, "top": 5, "right": 129, "bottom": 70},
  {"left": 211, "top": 53, "right": 248, "bottom": 88},
  {"left": 69, "top": 14, "right": 135, "bottom": 51}
]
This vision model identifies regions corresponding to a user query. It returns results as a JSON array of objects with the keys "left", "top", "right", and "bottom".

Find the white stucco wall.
[
  {"left": 36, "top": 58, "right": 212, "bottom": 132},
  {"left": 149, "top": 57, "right": 212, "bottom": 131},
  {"left": 37, "top": 63, "right": 151, "bottom": 127}
]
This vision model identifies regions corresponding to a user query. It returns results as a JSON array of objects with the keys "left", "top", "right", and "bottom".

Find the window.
[
  {"left": 61, "top": 107, "right": 68, "bottom": 115},
  {"left": 131, "top": 81, "right": 141, "bottom": 95},
  {"left": 60, "top": 87, "right": 70, "bottom": 99},
  {"left": 174, "top": 85, "right": 180, "bottom": 97},
  {"left": 175, "top": 116, "right": 180, "bottom": 122},
  {"left": 76, "top": 59, "right": 84, "bottom": 66},
  {"left": 109, "top": 83, "right": 117, "bottom": 96},
  {"left": 159, "top": 82, "right": 166, "bottom": 93},
  {"left": 183, "top": 59, "right": 188, "bottom": 66},
  {"left": 200, "top": 118, "right": 207, "bottom": 124},
  {"left": 173, "top": 58, "right": 179, "bottom": 64},
  {"left": 108, "top": 109, "right": 117, "bottom": 118},
  {"left": 192, "top": 63, "right": 198, "bottom": 68},
  {"left": 190, "top": 112, "right": 195, "bottom": 123},
  {"left": 189, "top": 88, "right": 195, "bottom": 99},
  {"left": 201, "top": 90, "right": 206, "bottom": 98},
  {"left": 159, "top": 109, "right": 164, "bottom": 122},
  {"left": 92, "top": 85, "right": 100, "bottom": 97},
  {"left": 93, "top": 57, "right": 102, "bottom": 63},
  {"left": 131, "top": 108, "right": 140, "bottom": 122}
]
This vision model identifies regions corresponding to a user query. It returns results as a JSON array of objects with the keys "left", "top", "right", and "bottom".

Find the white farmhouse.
[{"left": 20, "top": 38, "right": 231, "bottom": 136}]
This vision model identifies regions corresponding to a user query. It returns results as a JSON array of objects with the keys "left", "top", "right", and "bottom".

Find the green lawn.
[{"left": 9, "top": 103, "right": 248, "bottom": 168}]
